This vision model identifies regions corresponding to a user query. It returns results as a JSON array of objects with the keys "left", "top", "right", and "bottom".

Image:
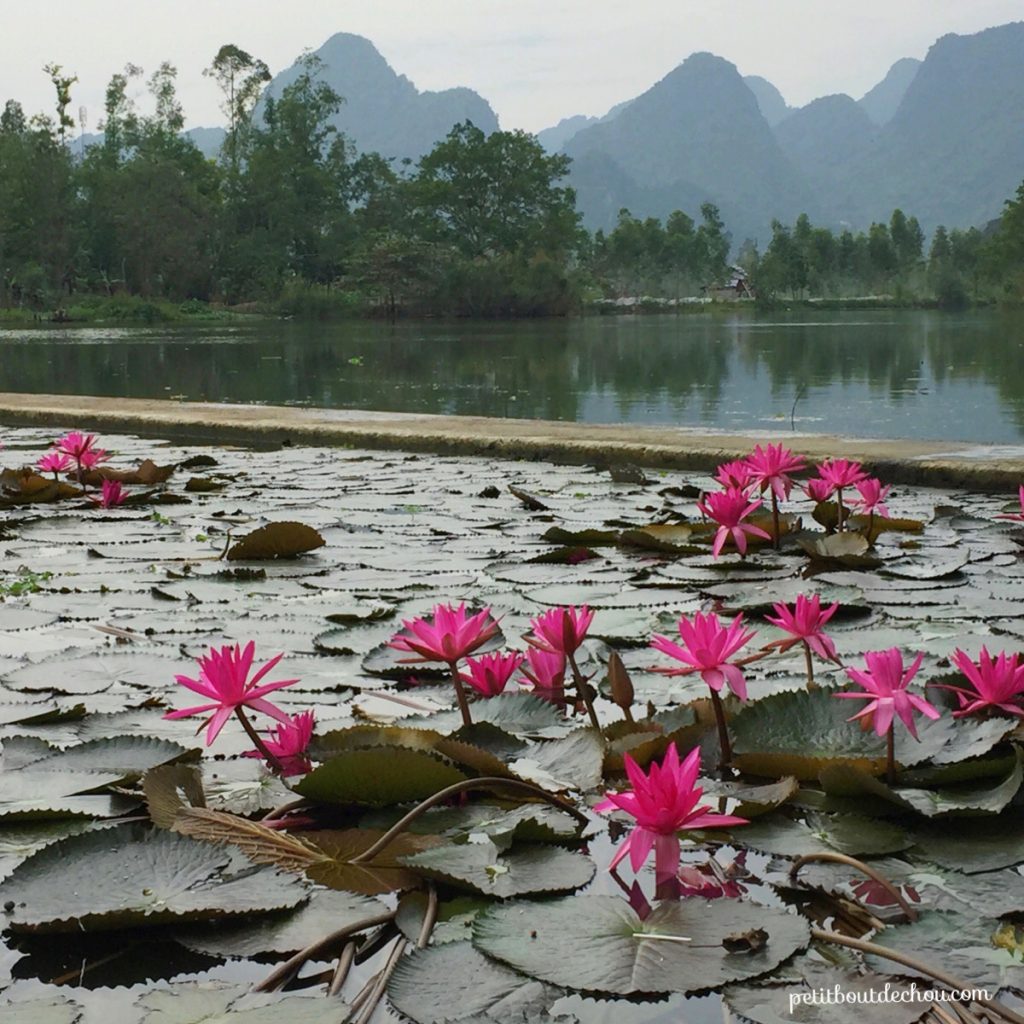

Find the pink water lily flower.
[
  {"left": 852, "top": 477, "right": 891, "bottom": 518},
  {"left": 596, "top": 743, "right": 747, "bottom": 881},
  {"left": 527, "top": 605, "right": 594, "bottom": 657},
  {"left": 37, "top": 451, "right": 72, "bottom": 476},
  {"left": 651, "top": 610, "right": 757, "bottom": 700},
  {"left": 714, "top": 459, "right": 756, "bottom": 492},
  {"left": 519, "top": 647, "right": 567, "bottom": 705},
  {"left": 90, "top": 479, "right": 127, "bottom": 508},
  {"left": 389, "top": 602, "right": 500, "bottom": 664},
  {"left": 817, "top": 458, "right": 868, "bottom": 491},
  {"left": 834, "top": 648, "right": 940, "bottom": 740},
  {"left": 243, "top": 710, "right": 315, "bottom": 776},
  {"left": 79, "top": 447, "right": 110, "bottom": 470},
  {"left": 744, "top": 443, "right": 806, "bottom": 501},
  {"left": 697, "top": 487, "right": 771, "bottom": 558},
  {"left": 805, "top": 477, "right": 835, "bottom": 503},
  {"left": 765, "top": 594, "right": 840, "bottom": 661},
  {"left": 461, "top": 651, "right": 524, "bottom": 697},
  {"left": 995, "top": 486, "right": 1024, "bottom": 523},
  {"left": 163, "top": 641, "right": 298, "bottom": 744},
  {"left": 936, "top": 647, "right": 1024, "bottom": 718},
  {"left": 56, "top": 431, "right": 97, "bottom": 461}
]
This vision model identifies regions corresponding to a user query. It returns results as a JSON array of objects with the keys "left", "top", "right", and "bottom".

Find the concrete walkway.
[{"left": 1, "top": 392, "right": 1022, "bottom": 490}]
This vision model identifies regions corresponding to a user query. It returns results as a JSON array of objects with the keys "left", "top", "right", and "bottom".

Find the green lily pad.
[
  {"left": 294, "top": 746, "right": 468, "bottom": 806},
  {"left": 395, "top": 892, "right": 490, "bottom": 947},
  {"left": 507, "top": 729, "right": 606, "bottom": 793},
  {"left": 0, "top": 824, "right": 307, "bottom": 933},
  {"left": 820, "top": 749, "right": 1024, "bottom": 817},
  {"left": 910, "top": 817, "right": 1024, "bottom": 873},
  {"left": 403, "top": 841, "right": 594, "bottom": 898},
  {"left": 725, "top": 954, "right": 926, "bottom": 1024},
  {"left": 135, "top": 984, "right": 352, "bottom": 1023},
  {"left": 25, "top": 735, "right": 197, "bottom": 780},
  {"left": 0, "top": 994, "right": 84, "bottom": 1024},
  {"left": 400, "top": 693, "right": 570, "bottom": 738},
  {"left": 866, "top": 911, "right": 1022, "bottom": 991},
  {"left": 173, "top": 888, "right": 386, "bottom": 957},
  {"left": 388, "top": 941, "right": 565, "bottom": 1024},
  {"left": 360, "top": 802, "right": 580, "bottom": 846},
  {"left": 739, "top": 813, "right": 910, "bottom": 858},
  {"left": 730, "top": 687, "right": 974, "bottom": 780},
  {"left": 473, "top": 895, "right": 810, "bottom": 995}
]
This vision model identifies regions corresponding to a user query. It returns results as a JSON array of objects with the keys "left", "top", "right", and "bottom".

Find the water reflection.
[{"left": 1, "top": 309, "right": 1022, "bottom": 442}]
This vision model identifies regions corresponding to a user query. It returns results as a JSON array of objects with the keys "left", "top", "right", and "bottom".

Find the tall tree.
[
  {"left": 412, "top": 122, "right": 580, "bottom": 260},
  {"left": 204, "top": 45, "right": 271, "bottom": 169}
]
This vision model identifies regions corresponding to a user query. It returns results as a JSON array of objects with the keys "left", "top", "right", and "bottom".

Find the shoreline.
[{"left": 1, "top": 393, "right": 1022, "bottom": 491}]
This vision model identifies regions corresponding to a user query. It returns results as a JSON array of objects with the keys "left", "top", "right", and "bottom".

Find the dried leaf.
[{"left": 226, "top": 521, "right": 326, "bottom": 560}]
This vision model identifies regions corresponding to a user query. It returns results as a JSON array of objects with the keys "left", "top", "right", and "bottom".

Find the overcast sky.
[{"left": 3, "top": 1, "right": 1021, "bottom": 134}]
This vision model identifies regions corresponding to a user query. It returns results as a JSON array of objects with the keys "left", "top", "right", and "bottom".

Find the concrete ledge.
[{"left": 1, "top": 393, "right": 1022, "bottom": 491}]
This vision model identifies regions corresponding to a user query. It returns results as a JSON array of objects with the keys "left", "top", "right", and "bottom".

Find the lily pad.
[
  {"left": 294, "top": 747, "right": 468, "bottom": 806},
  {"left": 866, "top": 911, "right": 1022, "bottom": 991},
  {"left": 0, "top": 824, "right": 307, "bottom": 933},
  {"left": 403, "top": 841, "right": 594, "bottom": 898},
  {"left": 388, "top": 941, "right": 565, "bottom": 1024},
  {"left": 473, "top": 895, "right": 810, "bottom": 995},
  {"left": 173, "top": 888, "right": 386, "bottom": 957},
  {"left": 730, "top": 687, "right": 974, "bottom": 780}
]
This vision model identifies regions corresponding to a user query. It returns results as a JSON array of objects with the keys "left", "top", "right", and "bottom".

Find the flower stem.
[
  {"left": 234, "top": 706, "right": 286, "bottom": 776},
  {"left": 350, "top": 776, "right": 588, "bottom": 863},
  {"left": 253, "top": 910, "right": 396, "bottom": 993},
  {"left": 567, "top": 650, "right": 601, "bottom": 729},
  {"left": 789, "top": 851, "right": 918, "bottom": 921},
  {"left": 803, "top": 643, "right": 818, "bottom": 691},
  {"left": 709, "top": 689, "right": 732, "bottom": 770},
  {"left": 770, "top": 492, "right": 781, "bottom": 550},
  {"left": 886, "top": 726, "right": 896, "bottom": 785},
  {"left": 836, "top": 487, "right": 845, "bottom": 532},
  {"left": 448, "top": 661, "right": 473, "bottom": 728}
]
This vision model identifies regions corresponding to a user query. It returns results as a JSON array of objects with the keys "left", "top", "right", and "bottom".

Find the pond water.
[{"left": 2, "top": 308, "right": 1024, "bottom": 443}]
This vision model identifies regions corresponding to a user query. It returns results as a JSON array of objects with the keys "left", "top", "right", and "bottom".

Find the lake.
[{"left": 2, "top": 308, "right": 1024, "bottom": 442}]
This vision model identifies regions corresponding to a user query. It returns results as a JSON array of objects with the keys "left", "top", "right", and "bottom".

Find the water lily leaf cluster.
[{"left": 0, "top": 424, "right": 1023, "bottom": 1021}]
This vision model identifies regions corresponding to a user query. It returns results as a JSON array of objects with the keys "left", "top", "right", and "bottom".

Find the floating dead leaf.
[
  {"left": 607, "top": 651, "right": 634, "bottom": 713},
  {"left": 86, "top": 460, "right": 176, "bottom": 486},
  {"left": 619, "top": 524, "right": 705, "bottom": 555},
  {"left": 608, "top": 465, "right": 649, "bottom": 485},
  {"left": 185, "top": 477, "right": 225, "bottom": 493},
  {"left": 798, "top": 532, "right": 883, "bottom": 569},
  {"left": 508, "top": 485, "right": 549, "bottom": 511},
  {"left": 226, "top": 521, "right": 326, "bottom": 560}
]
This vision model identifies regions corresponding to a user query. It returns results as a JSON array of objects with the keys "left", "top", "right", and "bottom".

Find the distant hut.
[{"left": 702, "top": 265, "right": 755, "bottom": 300}]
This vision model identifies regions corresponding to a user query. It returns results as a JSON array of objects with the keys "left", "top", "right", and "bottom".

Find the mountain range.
[{"left": 145, "top": 22, "right": 1024, "bottom": 244}]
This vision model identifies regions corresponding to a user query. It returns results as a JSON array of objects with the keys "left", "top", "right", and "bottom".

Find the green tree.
[
  {"left": 78, "top": 63, "right": 221, "bottom": 297},
  {"left": 695, "top": 202, "right": 729, "bottom": 283},
  {"left": 204, "top": 45, "right": 271, "bottom": 169},
  {"left": 0, "top": 85, "right": 77, "bottom": 303},
  {"left": 226, "top": 54, "right": 353, "bottom": 295},
  {"left": 412, "top": 122, "right": 579, "bottom": 260},
  {"left": 42, "top": 63, "right": 77, "bottom": 144}
]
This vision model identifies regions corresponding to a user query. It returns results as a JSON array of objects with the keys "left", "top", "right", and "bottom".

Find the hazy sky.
[{"left": 3, "top": 1, "right": 1021, "bottom": 134}]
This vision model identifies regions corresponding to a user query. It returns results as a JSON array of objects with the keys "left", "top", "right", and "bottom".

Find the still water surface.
[{"left": 2, "top": 309, "right": 1023, "bottom": 443}]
